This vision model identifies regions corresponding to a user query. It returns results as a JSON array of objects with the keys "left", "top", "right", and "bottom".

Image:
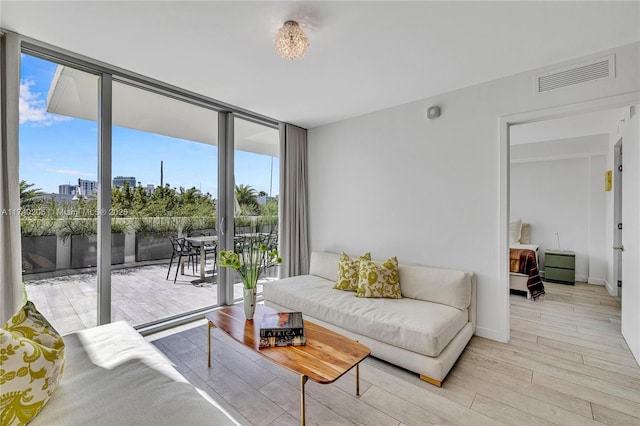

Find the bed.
[{"left": 509, "top": 222, "right": 545, "bottom": 300}]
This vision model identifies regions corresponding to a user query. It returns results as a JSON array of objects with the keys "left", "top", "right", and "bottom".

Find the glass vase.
[{"left": 243, "top": 287, "right": 257, "bottom": 320}]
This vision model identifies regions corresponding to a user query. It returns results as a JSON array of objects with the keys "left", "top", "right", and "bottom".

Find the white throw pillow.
[
  {"left": 520, "top": 223, "right": 531, "bottom": 244},
  {"left": 509, "top": 218, "right": 522, "bottom": 244}
]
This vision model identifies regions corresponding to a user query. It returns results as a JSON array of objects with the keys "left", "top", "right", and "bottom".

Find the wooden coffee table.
[{"left": 206, "top": 305, "right": 370, "bottom": 426}]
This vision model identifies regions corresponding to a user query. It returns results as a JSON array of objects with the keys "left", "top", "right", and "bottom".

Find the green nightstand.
[{"left": 544, "top": 250, "right": 575, "bottom": 285}]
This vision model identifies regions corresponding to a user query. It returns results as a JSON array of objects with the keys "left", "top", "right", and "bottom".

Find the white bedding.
[{"left": 509, "top": 243, "right": 539, "bottom": 251}]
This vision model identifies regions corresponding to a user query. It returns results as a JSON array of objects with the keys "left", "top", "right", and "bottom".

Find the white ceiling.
[{"left": 1, "top": 1, "right": 639, "bottom": 129}]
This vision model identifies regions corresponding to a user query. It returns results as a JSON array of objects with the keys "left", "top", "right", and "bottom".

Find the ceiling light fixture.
[{"left": 274, "top": 20, "right": 309, "bottom": 60}]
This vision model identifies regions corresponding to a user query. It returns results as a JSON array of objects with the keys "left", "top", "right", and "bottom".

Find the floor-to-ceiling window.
[
  {"left": 19, "top": 54, "right": 100, "bottom": 334},
  {"left": 232, "top": 117, "right": 280, "bottom": 301},
  {"left": 18, "top": 46, "right": 279, "bottom": 334},
  {"left": 111, "top": 80, "right": 220, "bottom": 326}
]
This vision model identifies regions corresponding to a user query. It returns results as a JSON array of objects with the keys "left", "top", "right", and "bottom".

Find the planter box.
[
  {"left": 71, "top": 234, "right": 125, "bottom": 268},
  {"left": 188, "top": 228, "right": 216, "bottom": 237},
  {"left": 135, "top": 232, "right": 175, "bottom": 262},
  {"left": 21, "top": 235, "right": 57, "bottom": 274}
]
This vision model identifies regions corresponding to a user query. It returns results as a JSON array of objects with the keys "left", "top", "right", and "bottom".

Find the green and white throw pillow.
[
  {"left": 356, "top": 256, "right": 402, "bottom": 298},
  {"left": 1, "top": 301, "right": 65, "bottom": 426},
  {"left": 333, "top": 252, "right": 371, "bottom": 291}
]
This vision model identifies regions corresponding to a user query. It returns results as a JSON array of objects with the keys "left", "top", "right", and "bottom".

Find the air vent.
[{"left": 536, "top": 55, "right": 615, "bottom": 94}]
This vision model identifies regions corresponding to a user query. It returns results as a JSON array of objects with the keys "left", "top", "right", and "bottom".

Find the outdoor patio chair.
[
  {"left": 234, "top": 235, "right": 249, "bottom": 252},
  {"left": 186, "top": 238, "right": 218, "bottom": 274},
  {"left": 265, "top": 227, "right": 278, "bottom": 251},
  {"left": 167, "top": 236, "right": 199, "bottom": 283}
]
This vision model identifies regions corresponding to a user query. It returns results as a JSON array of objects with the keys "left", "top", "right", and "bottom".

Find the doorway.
[
  {"left": 509, "top": 108, "right": 624, "bottom": 292},
  {"left": 499, "top": 92, "right": 640, "bottom": 343}
]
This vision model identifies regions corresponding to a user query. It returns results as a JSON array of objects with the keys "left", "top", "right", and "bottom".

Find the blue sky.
[{"left": 19, "top": 54, "right": 279, "bottom": 198}]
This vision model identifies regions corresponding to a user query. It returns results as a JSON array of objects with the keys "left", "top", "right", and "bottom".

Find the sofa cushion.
[
  {"left": 264, "top": 277, "right": 468, "bottom": 357},
  {"left": 31, "top": 321, "right": 238, "bottom": 426},
  {"left": 398, "top": 265, "right": 472, "bottom": 310},
  {"left": 333, "top": 252, "right": 371, "bottom": 291},
  {"left": 356, "top": 257, "right": 401, "bottom": 298},
  {"left": 1, "top": 301, "right": 65, "bottom": 426},
  {"left": 309, "top": 251, "right": 341, "bottom": 281}
]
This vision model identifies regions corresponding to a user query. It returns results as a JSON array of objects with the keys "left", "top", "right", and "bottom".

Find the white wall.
[
  {"left": 510, "top": 154, "right": 607, "bottom": 284},
  {"left": 589, "top": 155, "right": 608, "bottom": 284},
  {"left": 307, "top": 42, "right": 640, "bottom": 342}
]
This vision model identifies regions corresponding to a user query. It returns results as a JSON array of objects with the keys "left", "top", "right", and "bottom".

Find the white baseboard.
[
  {"left": 576, "top": 274, "right": 588, "bottom": 283},
  {"left": 604, "top": 280, "right": 617, "bottom": 296},
  {"left": 475, "top": 326, "right": 508, "bottom": 343},
  {"left": 587, "top": 278, "right": 605, "bottom": 285}
]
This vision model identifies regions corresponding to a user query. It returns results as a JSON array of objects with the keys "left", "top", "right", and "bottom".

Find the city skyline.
[{"left": 19, "top": 54, "right": 279, "bottom": 198}]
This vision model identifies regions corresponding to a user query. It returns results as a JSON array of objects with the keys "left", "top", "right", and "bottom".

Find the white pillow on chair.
[
  {"left": 509, "top": 218, "right": 522, "bottom": 244},
  {"left": 519, "top": 223, "right": 531, "bottom": 244}
]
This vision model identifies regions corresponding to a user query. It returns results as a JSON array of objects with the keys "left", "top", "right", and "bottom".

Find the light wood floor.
[{"left": 149, "top": 282, "right": 640, "bottom": 425}]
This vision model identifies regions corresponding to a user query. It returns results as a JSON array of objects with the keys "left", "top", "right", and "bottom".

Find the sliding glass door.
[
  {"left": 111, "top": 81, "right": 219, "bottom": 327},
  {"left": 18, "top": 45, "right": 280, "bottom": 333},
  {"left": 232, "top": 117, "right": 280, "bottom": 301},
  {"left": 19, "top": 53, "right": 100, "bottom": 335}
]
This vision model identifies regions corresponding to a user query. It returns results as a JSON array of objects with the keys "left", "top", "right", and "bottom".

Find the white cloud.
[
  {"left": 36, "top": 163, "right": 94, "bottom": 177},
  {"left": 19, "top": 79, "right": 70, "bottom": 126},
  {"left": 52, "top": 169, "right": 95, "bottom": 177}
]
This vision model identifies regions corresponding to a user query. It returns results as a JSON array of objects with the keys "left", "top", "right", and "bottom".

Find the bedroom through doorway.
[{"left": 506, "top": 104, "right": 636, "bottom": 345}]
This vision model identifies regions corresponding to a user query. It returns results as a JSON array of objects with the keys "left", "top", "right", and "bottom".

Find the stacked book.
[{"left": 259, "top": 311, "right": 307, "bottom": 348}]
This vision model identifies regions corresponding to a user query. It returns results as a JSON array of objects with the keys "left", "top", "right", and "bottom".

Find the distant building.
[
  {"left": 145, "top": 184, "right": 156, "bottom": 194},
  {"left": 112, "top": 176, "right": 136, "bottom": 188},
  {"left": 257, "top": 195, "right": 278, "bottom": 205},
  {"left": 58, "top": 184, "right": 76, "bottom": 195},
  {"left": 77, "top": 179, "right": 98, "bottom": 198}
]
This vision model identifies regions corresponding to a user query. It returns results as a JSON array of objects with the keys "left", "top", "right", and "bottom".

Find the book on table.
[
  {"left": 259, "top": 311, "right": 305, "bottom": 338},
  {"left": 259, "top": 334, "right": 307, "bottom": 348},
  {"left": 259, "top": 311, "right": 306, "bottom": 348}
]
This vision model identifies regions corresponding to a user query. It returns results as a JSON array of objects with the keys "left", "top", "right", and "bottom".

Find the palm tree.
[
  {"left": 234, "top": 184, "right": 258, "bottom": 208},
  {"left": 20, "top": 180, "right": 44, "bottom": 206},
  {"left": 177, "top": 186, "right": 200, "bottom": 205}
]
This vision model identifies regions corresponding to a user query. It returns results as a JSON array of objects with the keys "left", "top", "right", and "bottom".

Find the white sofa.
[
  {"left": 32, "top": 321, "right": 239, "bottom": 425},
  {"left": 263, "top": 251, "right": 476, "bottom": 386}
]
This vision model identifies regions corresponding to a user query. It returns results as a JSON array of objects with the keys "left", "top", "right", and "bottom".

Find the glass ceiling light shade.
[{"left": 274, "top": 20, "right": 309, "bottom": 60}]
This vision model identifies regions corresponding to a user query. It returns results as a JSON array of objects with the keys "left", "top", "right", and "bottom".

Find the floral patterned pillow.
[
  {"left": 333, "top": 252, "right": 371, "bottom": 291},
  {"left": 1, "top": 301, "right": 65, "bottom": 426},
  {"left": 356, "top": 256, "right": 402, "bottom": 298}
]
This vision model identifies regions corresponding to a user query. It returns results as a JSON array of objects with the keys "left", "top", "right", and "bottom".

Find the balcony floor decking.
[{"left": 24, "top": 260, "right": 266, "bottom": 336}]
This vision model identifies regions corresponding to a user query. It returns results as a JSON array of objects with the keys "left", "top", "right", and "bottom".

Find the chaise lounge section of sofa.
[
  {"left": 31, "top": 321, "right": 239, "bottom": 426},
  {"left": 263, "top": 251, "right": 476, "bottom": 386}
]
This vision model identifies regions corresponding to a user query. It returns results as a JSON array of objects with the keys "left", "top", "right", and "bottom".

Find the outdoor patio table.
[{"left": 185, "top": 235, "right": 218, "bottom": 283}]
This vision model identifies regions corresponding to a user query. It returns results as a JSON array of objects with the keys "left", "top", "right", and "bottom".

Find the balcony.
[{"left": 22, "top": 215, "right": 278, "bottom": 336}]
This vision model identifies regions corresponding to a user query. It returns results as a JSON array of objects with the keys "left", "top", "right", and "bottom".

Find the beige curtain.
[
  {"left": 278, "top": 123, "right": 309, "bottom": 277},
  {"left": 0, "top": 32, "right": 23, "bottom": 323}
]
